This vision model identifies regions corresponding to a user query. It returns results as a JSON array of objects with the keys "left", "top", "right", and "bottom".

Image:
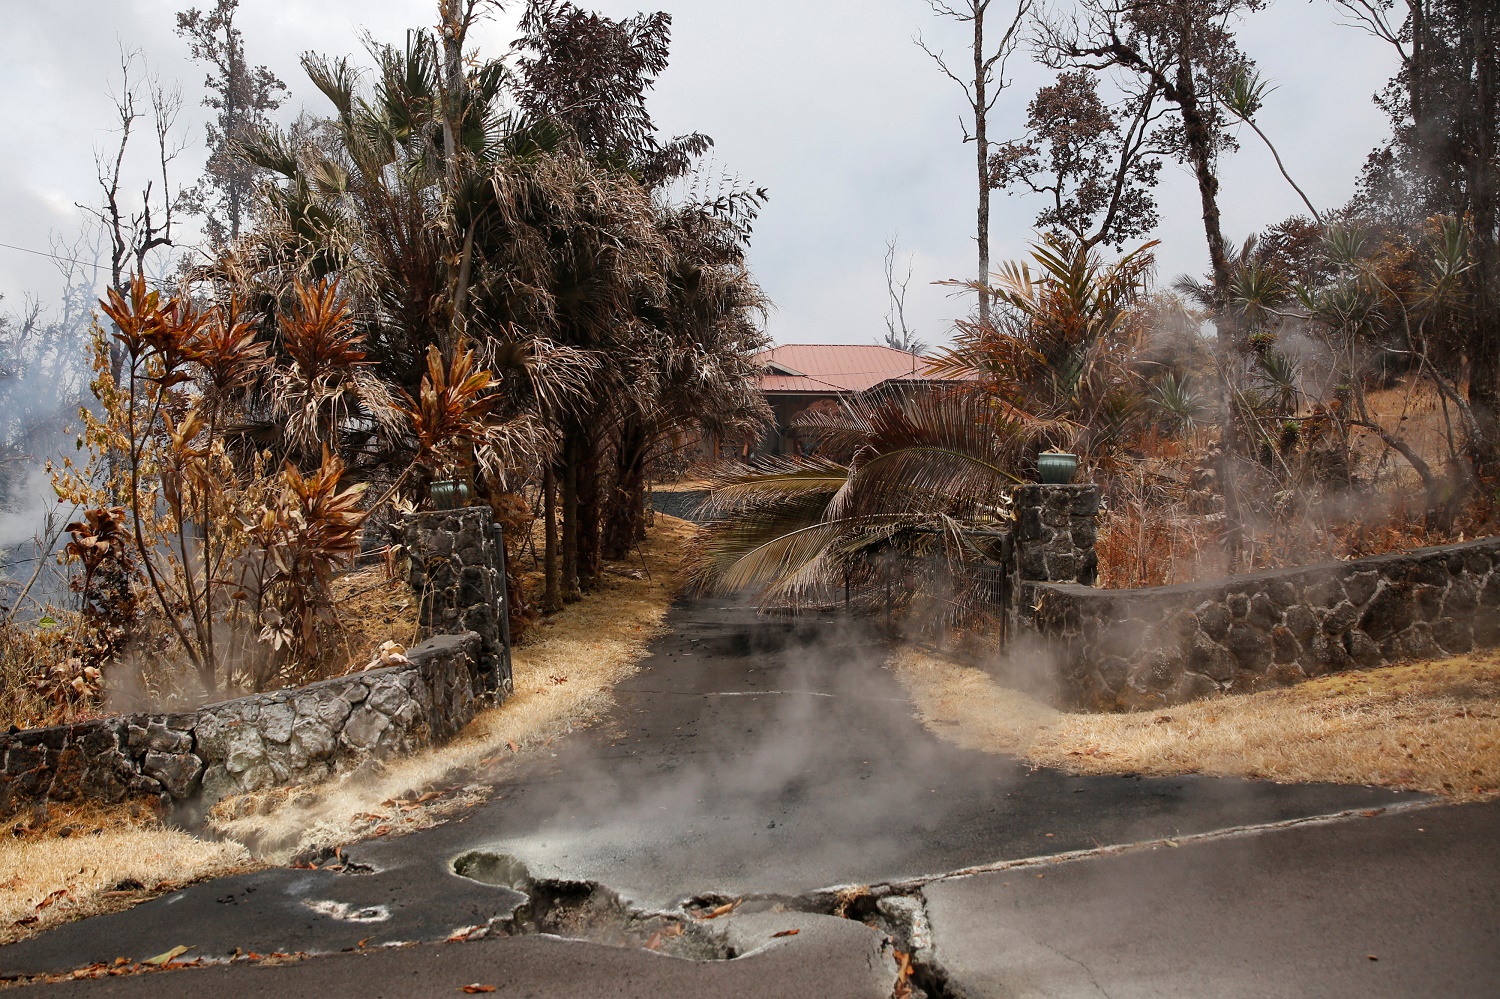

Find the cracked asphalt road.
[{"left": 5, "top": 595, "right": 1494, "bottom": 997}]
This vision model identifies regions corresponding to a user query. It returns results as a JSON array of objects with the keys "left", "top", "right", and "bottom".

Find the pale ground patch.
[
  {"left": 206, "top": 514, "right": 697, "bottom": 861},
  {"left": 0, "top": 515, "right": 696, "bottom": 942},
  {"left": 0, "top": 803, "right": 250, "bottom": 946},
  {"left": 893, "top": 646, "right": 1500, "bottom": 800}
]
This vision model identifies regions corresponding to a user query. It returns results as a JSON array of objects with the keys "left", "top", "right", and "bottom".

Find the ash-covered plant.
[
  {"left": 51, "top": 267, "right": 530, "bottom": 698},
  {"left": 687, "top": 391, "right": 1050, "bottom": 630}
]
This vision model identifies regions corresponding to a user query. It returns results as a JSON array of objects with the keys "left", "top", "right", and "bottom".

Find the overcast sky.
[{"left": 0, "top": 0, "right": 1398, "bottom": 347}]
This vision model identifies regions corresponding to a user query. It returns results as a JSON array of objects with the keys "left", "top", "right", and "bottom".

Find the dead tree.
[
  {"left": 917, "top": 0, "right": 1033, "bottom": 324},
  {"left": 78, "top": 48, "right": 193, "bottom": 380}
]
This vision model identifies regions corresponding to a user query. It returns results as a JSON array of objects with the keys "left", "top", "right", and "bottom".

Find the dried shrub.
[{"left": 0, "top": 616, "right": 107, "bottom": 729}]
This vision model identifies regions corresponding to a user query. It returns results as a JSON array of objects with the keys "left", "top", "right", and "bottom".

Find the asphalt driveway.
[{"left": 5, "top": 595, "right": 1490, "bottom": 998}]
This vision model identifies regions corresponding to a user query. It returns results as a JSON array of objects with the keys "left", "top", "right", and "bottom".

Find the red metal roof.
[{"left": 753, "top": 344, "right": 947, "bottom": 394}]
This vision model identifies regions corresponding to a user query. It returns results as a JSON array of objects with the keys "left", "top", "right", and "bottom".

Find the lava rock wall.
[
  {"left": 0, "top": 632, "right": 482, "bottom": 818},
  {"left": 1013, "top": 484, "right": 1101, "bottom": 588},
  {"left": 401, "top": 508, "right": 513, "bottom": 696},
  {"left": 1033, "top": 538, "right": 1500, "bottom": 710}
]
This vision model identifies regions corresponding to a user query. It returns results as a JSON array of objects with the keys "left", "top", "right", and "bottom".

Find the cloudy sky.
[{"left": 0, "top": 0, "right": 1398, "bottom": 347}]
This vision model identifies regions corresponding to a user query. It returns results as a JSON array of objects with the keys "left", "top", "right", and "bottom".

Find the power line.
[{"left": 0, "top": 241, "right": 101, "bottom": 270}]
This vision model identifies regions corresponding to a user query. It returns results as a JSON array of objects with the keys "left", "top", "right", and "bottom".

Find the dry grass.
[
  {"left": 893, "top": 645, "right": 1500, "bottom": 800},
  {"left": 326, "top": 562, "right": 420, "bottom": 675},
  {"left": 205, "top": 514, "right": 698, "bottom": 861},
  {"left": 1358, "top": 380, "right": 1455, "bottom": 489},
  {"left": 0, "top": 615, "right": 110, "bottom": 731},
  {"left": 0, "top": 803, "right": 252, "bottom": 946}
]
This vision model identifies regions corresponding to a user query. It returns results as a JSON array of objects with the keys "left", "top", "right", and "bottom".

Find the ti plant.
[{"left": 52, "top": 273, "right": 521, "bottom": 696}]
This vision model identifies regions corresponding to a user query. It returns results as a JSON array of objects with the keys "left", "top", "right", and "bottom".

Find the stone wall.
[
  {"left": 1032, "top": 538, "right": 1500, "bottom": 711},
  {"left": 0, "top": 633, "right": 483, "bottom": 819},
  {"left": 1013, "top": 484, "right": 1100, "bottom": 588},
  {"left": 401, "top": 508, "right": 512, "bottom": 696}
]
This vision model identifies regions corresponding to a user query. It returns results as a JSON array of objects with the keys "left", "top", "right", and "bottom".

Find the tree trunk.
[
  {"left": 561, "top": 436, "right": 582, "bottom": 603},
  {"left": 1175, "top": 62, "right": 1232, "bottom": 337},
  {"left": 543, "top": 464, "right": 562, "bottom": 613},
  {"left": 973, "top": 7, "right": 991, "bottom": 325},
  {"left": 1465, "top": 1, "right": 1500, "bottom": 465},
  {"left": 438, "top": 0, "right": 468, "bottom": 191},
  {"left": 602, "top": 418, "right": 649, "bottom": 560},
  {"left": 449, "top": 221, "right": 476, "bottom": 356},
  {"left": 575, "top": 428, "right": 602, "bottom": 589},
  {"left": 1168, "top": 15, "right": 1242, "bottom": 566}
]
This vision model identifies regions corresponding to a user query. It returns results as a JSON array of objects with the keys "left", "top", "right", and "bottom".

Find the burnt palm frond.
[{"left": 687, "top": 392, "right": 1037, "bottom": 614}]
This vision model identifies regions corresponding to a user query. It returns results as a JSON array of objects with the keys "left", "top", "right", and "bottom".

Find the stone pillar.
[
  {"left": 1013, "top": 483, "right": 1100, "bottom": 586},
  {"left": 400, "top": 507, "right": 512, "bottom": 698}
]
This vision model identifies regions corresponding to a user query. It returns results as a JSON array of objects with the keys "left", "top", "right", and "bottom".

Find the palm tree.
[
  {"left": 687, "top": 391, "right": 1057, "bottom": 628},
  {"left": 928, "top": 234, "right": 1157, "bottom": 468},
  {"left": 227, "top": 4, "right": 771, "bottom": 618}
]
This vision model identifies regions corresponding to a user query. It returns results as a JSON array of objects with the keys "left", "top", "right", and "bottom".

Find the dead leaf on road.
[
  {"left": 699, "top": 899, "right": 742, "bottom": 920},
  {"left": 460, "top": 985, "right": 497, "bottom": 993},
  {"left": 143, "top": 946, "right": 191, "bottom": 967},
  {"left": 771, "top": 928, "right": 800, "bottom": 938}
]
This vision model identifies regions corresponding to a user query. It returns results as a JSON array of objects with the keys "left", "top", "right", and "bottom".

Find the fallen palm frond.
[
  {"left": 893, "top": 646, "right": 1500, "bottom": 800},
  {"left": 687, "top": 391, "right": 1039, "bottom": 625}
]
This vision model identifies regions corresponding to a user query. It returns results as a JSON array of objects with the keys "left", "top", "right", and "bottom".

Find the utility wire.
[
  {"left": 0, "top": 239, "right": 204, "bottom": 272},
  {"left": 0, "top": 241, "right": 100, "bottom": 269}
]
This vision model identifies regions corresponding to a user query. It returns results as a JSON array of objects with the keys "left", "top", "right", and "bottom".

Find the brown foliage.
[
  {"left": 238, "top": 450, "right": 368, "bottom": 680},
  {"left": 64, "top": 507, "right": 137, "bottom": 644},
  {"left": 280, "top": 278, "right": 367, "bottom": 377},
  {"left": 398, "top": 343, "right": 497, "bottom": 468}
]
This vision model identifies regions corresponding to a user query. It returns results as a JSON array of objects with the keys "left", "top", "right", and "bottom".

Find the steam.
[
  {"left": 0, "top": 463, "right": 62, "bottom": 550},
  {"left": 446, "top": 609, "right": 1024, "bottom": 908}
]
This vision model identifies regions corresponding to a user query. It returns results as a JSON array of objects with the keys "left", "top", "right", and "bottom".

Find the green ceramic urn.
[
  {"left": 1037, "top": 452, "right": 1078, "bottom": 485},
  {"left": 430, "top": 479, "right": 470, "bottom": 510}
]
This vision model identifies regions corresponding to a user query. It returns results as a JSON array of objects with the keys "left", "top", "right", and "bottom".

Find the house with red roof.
[{"left": 748, "top": 344, "right": 961, "bottom": 456}]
